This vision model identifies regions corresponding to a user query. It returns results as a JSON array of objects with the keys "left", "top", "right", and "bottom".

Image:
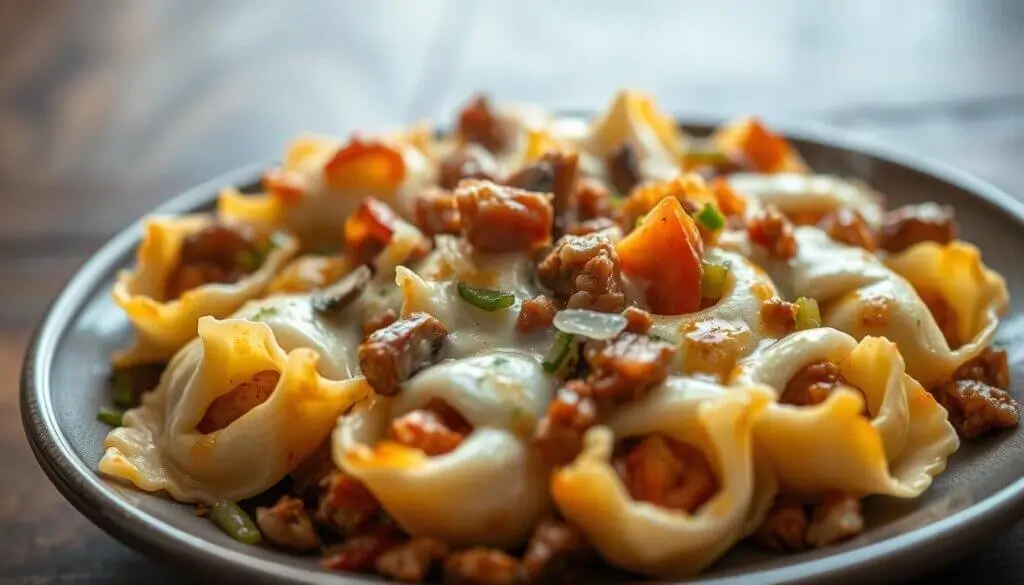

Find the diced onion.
[
  {"left": 553, "top": 309, "right": 628, "bottom": 340},
  {"left": 700, "top": 261, "right": 730, "bottom": 301},
  {"left": 795, "top": 297, "right": 821, "bottom": 330}
]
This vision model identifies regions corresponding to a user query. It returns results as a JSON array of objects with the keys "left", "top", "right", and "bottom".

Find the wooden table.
[{"left": 3, "top": 1, "right": 1024, "bottom": 582}]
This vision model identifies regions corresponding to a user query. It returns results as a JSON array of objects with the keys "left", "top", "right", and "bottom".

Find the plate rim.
[{"left": 20, "top": 120, "right": 1024, "bottom": 585}]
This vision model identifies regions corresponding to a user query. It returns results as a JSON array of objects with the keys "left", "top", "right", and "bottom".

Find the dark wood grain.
[{"left": 3, "top": 1, "right": 1024, "bottom": 583}]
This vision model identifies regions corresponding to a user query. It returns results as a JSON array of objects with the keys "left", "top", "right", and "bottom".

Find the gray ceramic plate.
[{"left": 20, "top": 120, "right": 1024, "bottom": 585}]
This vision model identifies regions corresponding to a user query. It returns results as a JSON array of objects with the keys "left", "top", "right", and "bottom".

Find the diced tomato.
[
  {"left": 324, "top": 136, "right": 406, "bottom": 193},
  {"left": 344, "top": 197, "right": 399, "bottom": 265}
]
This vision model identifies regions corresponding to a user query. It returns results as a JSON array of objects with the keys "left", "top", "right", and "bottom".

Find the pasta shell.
[
  {"left": 112, "top": 214, "right": 298, "bottom": 366},
  {"left": 733, "top": 328, "right": 959, "bottom": 498},
  {"left": 551, "top": 378, "right": 775, "bottom": 577},
  {"left": 728, "top": 173, "right": 884, "bottom": 228},
  {"left": 333, "top": 351, "right": 554, "bottom": 548},
  {"left": 586, "top": 89, "right": 686, "bottom": 182},
  {"left": 99, "top": 316, "right": 369, "bottom": 503}
]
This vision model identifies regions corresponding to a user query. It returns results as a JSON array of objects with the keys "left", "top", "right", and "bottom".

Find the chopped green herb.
[
  {"left": 700, "top": 260, "right": 730, "bottom": 301},
  {"left": 111, "top": 370, "right": 134, "bottom": 408},
  {"left": 251, "top": 307, "right": 279, "bottom": 321},
  {"left": 648, "top": 333, "right": 664, "bottom": 342},
  {"left": 694, "top": 203, "right": 726, "bottom": 231},
  {"left": 209, "top": 500, "right": 262, "bottom": 545},
  {"left": 457, "top": 282, "right": 515, "bottom": 312},
  {"left": 491, "top": 356, "right": 509, "bottom": 367},
  {"left": 795, "top": 297, "right": 821, "bottom": 330},
  {"left": 543, "top": 333, "right": 576, "bottom": 375},
  {"left": 635, "top": 214, "right": 646, "bottom": 229},
  {"left": 97, "top": 406, "right": 124, "bottom": 427}
]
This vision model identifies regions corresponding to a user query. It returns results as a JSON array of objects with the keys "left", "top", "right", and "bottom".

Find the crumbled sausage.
[
  {"left": 358, "top": 312, "right": 448, "bottom": 396},
  {"left": 389, "top": 399, "right": 473, "bottom": 456},
  {"left": 376, "top": 537, "right": 450, "bottom": 583},
  {"left": 565, "top": 217, "right": 617, "bottom": 237},
  {"left": 880, "top": 203, "right": 958, "bottom": 253},
  {"left": 440, "top": 144, "right": 499, "bottom": 190},
  {"left": 455, "top": 180, "right": 554, "bottom": 253},
  {"left": 612, "top": 434, "right": 719, "bottom": 513},
  {"left": 781, "top": 361, "right": 843, "bottom": 407},
  {"left": 322, "top": 523, "right": 402, "bottom": 572},
  {"left": 954, "top": 348, "right": 1010, "bottom": 389},
  {"left": 166, "top": 221, "right": 265, "bottom": 299},
  {"left": 521, "top": 519, "right": 589, "bottom": 583},
  {"left": 748, "top": 205, "right": 798, "bottom": 260},
  {"left": 583, "top": 332, "right": 675, "bottom": 404},
  {"left": 534, "top": 381, "right": 600, "bottom": 466},
  {"left": 457, "top": 95, "right": 509, "bottom": 153},
  {"left": 573, "top": 177, "right": 614, "bottom": 222},
  {"left": 606, "top": 143, "right": 641, "bottom": 195},
  {"left": 806, "top": 494, "right": 864, "bottom": 548},
  {"left": 506, "top": 151, "right": 579, "bottom": 238},
  {"left": 760, "top": 297, "right": 797, "bottom": 337},
  {"left": 754, "top": 496, "right": 809, "bottom": 552},
  {"left": 818, "top": 208, "right": 877, "bottom": 251},
  {"left": 256, "top": 496, "right": 321, "bottom": 551},
  {"left": 536, "top": 233, "right": 626, "bottom": 313},
  {"left": 932, "top": 378, "right": 1020, "bottom": 438},
  {"left": 443, "top": 547, "right": 524, "bottom": 585},
  {"left": 362, "top": 308, "right": 399, "bottom": 338},
  {"left": 315, "top": 471, "right": 381, "bottom": 534},
  {"left": 196, "top": 370, "right": 280, "bottom": 434},
  {"left": 621, "top": 306, "right": 653, "bottom": 335},
  {"left": 921, "top": 292, "right": 961, "bottom": 348},
  {"left": 414, "top": 187, "right": 462, "bottom": 237},
  {"left": 516, "top": 295, "right": 560, "bottom": 334}
]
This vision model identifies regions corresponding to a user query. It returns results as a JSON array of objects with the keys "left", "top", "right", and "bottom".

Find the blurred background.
[{"left": 2, "top": 0, "right": 1023, "bottom": 582}]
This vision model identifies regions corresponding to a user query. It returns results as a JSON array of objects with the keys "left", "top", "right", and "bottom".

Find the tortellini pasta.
[
  {"left": 728, "top": 173, "right": 885, "bottom": 228},
  {"left": 732, "top": 328, "right": 959, "bottom": 497},
  {"left": 551, "top": 378, "right": 774, "bottom": 577},
  {"left": 112, "top": 214, "right": 298, "bottom": 367},
  {"left": 100, "top": 315, "right": 368, "bottom": 502},
  {"left": 333, "top": 351, "right": 554, "bottom": 548},
  {"left": 649, "top": 248, "right": 782, "bottom": 379}
]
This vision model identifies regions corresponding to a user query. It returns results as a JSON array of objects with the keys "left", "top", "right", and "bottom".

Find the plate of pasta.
[{"left": 21, "top": 90, "right": 1024, "bottom": 584}]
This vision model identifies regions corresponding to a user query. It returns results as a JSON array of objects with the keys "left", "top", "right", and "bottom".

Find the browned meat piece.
[
  {"left": 818, "top": 208, "right": 877, "bottom": 251},
  {"left": 457, "top": 94, "right": 509, "bottom": 153},
  {"left": 196, "top": 370, "right": 280, "bottom": 433},
  {"left": 256, "top": 496, "right": 321, "bottom": 551},
  {"left": 760, "top": 297, "right": 797, "bottom": 337},
  {"left": 583, "top": 332, "right": 675, "bottom": 404},
  {"left": 376, "top": 537, "right": 450, "bottom": 583},
  {"left": 345, "top": 197, "right": 404, "bottom": 266},
  {"left": 322, "top": 523, "right": 402, "bottom": 572},
  {"left": 880, "top": 203, "right": 958, "bottom": 253},
  {"left": 443, "top": 548, "right": 524, "bottom": 585},
  {"left": 440, "top": 144, "right": 499, "bottom": 190},
  {"left": 806, "top": 494, "right": 864, "bottom": 548},
  {"left": 516, "top": 295, "right": 560, "bottom": 334},
  {"left": 362, "top": 308, "right": 399, "bottom": 338},
  {"left": 565, "top": 217, "right": 618, "bottom": 237},
  {"left": 455, "top": 180, "right": 554, "bottom": 253},
  {"left": 521, "top": 519, "right": 589, "bottom": 583},
  {"left": 315, "top": 471, "right": 381, "bottom": 534},
  {"left": 358, "top": 312, "right": 448, "bottom": 396},
  {"left": 414, "top": 187, "right": 462, "bottom": 237},
  {"left": 536, "top": 233, "right": 626, "bottom": 313},
  {"left": 506, "top": 151, "right": 579, "bottom": 238},
  {"left": 754, "top": 496, "right": 809, "bottom": 552},
  {"left": 780, "top": 361, "right": 845, "bottom": 407},
  {"left": 573, "top": 177, "right": 614, "bottom": 221},
  {"left": 920, "top": 292, "right": 961, "bottom": 348},
  {"left": 533, "top": 381, "right": 600, "bottom": 466},
  {"left": 605, "top": 143, "right": 641, "bottom": 195},
  {"left": 748, "top": 205, "right": 798, "bottom": 260},
  {"left": 933, "top": 378, "right": 1020, "bottom": 438},
  {"left": 954, "top": 347, "right": 1011, "bottom": 389},
  {"left": 612, "top": 434, "right": 719, "bottom": 513},
  {"left": 621, "top": 306, "right": 653, "bottom": 335},
  {"left": 165, "top": 221, "right": 265, "bottom": 299},
  {"left": 388, "top": 399, "right": 473, "bottom": 456}
]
